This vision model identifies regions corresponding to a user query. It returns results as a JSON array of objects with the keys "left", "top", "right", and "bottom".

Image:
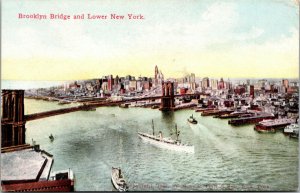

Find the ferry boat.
[
  {"left": 187, "top": 114, "right": 198, "bottom": 124},
  {"left": 254, "top": 118, "right": 296, "bottom": 133},
  {"left": 138, "top": 120, "right": 194, "bottom": 153},
  {"left": 111, "top": 167, "right": 128, "bottom": 191}
]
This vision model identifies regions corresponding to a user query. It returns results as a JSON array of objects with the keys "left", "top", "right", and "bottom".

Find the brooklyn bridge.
[{"left": 1, "top": 81, "right": 209, "bottom": 148}]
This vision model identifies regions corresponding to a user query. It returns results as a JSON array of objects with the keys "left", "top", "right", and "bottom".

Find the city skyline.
[{"left": 2, "top": 0, "right": 299, "bottom": 81}]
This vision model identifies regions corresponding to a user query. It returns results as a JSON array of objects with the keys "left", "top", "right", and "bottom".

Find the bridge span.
[
  {"left": 24, "top": 93, "right": 208, "bottom": 121},
  {"left": 1, "top": 88, "right": 208, "bottom": 147}
]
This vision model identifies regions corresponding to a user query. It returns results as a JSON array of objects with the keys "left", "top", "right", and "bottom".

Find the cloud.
[
  {"left": 130, "top": 2, "right": 239, "bottom": 52},
  {"left": 235, "top": 27, "right": 264, "bottom": 41}
]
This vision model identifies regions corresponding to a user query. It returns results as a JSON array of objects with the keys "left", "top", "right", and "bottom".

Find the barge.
[
  {"left": 254, "top": 118, "right": 296, "bottom": 133},
  {"left": 228, "top": 114, "right": 275, "bottom": 126},
  {"left": 219, "top": 111, "right": 254, "bottom": 119},
  {"left": 202, "top": 109, "right": 234, "bottom": 117}
]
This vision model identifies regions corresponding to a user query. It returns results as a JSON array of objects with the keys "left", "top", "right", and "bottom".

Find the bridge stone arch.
[
  {"left": 1, "top": 90, "right": 26, "bottom": 147},
  {"left": 160, "top": 81, "right": 175, "bottom": 111}
]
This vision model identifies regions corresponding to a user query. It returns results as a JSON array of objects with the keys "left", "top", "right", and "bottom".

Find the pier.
[
  {"left": 201, "top": 109, "right": 234, "bottom": 117},
  {"left": 228, "top": 114, "right": 275, "bottom": 126}
]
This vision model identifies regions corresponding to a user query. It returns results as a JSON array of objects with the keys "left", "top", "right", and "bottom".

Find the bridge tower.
[
  {"left": 1, "top": 90, "right": 26, "bottom": 147},
  {"left": 160, "top": 81, "right": 175, "bottom": 111}
]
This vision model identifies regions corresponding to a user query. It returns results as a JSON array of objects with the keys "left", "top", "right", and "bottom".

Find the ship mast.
[
  {"left": 175, "top": 124, "right": 178, "bottom": 141},
  {"left": 152, "top": 119, "right": 154, "bottom": 136}
]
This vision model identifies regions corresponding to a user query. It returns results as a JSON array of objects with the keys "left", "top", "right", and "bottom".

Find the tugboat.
[
  {"left": 49, "top": 134, "right": 54, "bottom": 141},
  {"left": 138, "top": 120, "right": 194, "bottom": 153},
  {"left": 187, "top": 114, "right": 198, "bottom": 124},
  {"left": 111, "top": 167, "right": 128, "bottom": 191}
]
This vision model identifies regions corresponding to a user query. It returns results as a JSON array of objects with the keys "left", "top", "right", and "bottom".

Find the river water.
[{"left": 24, "top": 99, "right": 298, "bottom": 191}]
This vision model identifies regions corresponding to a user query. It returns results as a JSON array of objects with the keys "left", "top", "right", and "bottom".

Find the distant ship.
[
  {"left": 111, "top": 167, "right": 128, "bottom": 191},
  {"left": 187, "top": 114, "right": 198, "bottom": 124},
  {"left": 283, "top": 123, "right": 299, "bottom": 139},
  {"left": 138, "top": 120, "right": 194, "bottom": 153}
]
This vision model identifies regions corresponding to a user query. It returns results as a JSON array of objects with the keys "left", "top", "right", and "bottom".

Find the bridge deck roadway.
[{"left": 24, "top": 94, "right": 207, "bottom": 121}]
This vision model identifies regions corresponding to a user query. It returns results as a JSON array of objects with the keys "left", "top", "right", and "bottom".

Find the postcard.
[{"left": 1, "top": 0, "right": 299, "bottom": 191}]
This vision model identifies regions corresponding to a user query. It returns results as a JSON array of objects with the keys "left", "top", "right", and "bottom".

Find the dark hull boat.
[{"left": 187, "top": 114, "right": 198, "bottom": 124}]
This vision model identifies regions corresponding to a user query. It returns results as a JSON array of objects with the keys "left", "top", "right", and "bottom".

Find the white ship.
[
  {"left": 138, "top": 120, "right": 194, "bottom": 153},
  {"left": 284, "top": 123, "right": 299, "bottom": 134},
  {"left": 284, "top": 123, "right": 299, "bottom": 139}
]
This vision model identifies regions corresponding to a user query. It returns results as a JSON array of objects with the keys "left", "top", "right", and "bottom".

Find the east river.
[{"left": 25, "top": 99, "right": 298, "bottom": 191}]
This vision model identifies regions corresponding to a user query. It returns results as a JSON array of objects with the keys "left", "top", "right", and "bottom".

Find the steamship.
[{"left": 138, "top": 120, "right": 194, "bottom": 153}]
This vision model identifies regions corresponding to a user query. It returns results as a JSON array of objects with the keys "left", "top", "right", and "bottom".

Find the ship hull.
[
  {"left": 254, "top": 125, "right": 276, "bottom": 133},
  {"left": 111, "top": 168, "right": 128, "bottom": 192},
  {"left": 187, "top": 119, "right": 197, "bottom": 124},
  {"left": 138, "top": 133, "right": 194, "bottom": 153}
]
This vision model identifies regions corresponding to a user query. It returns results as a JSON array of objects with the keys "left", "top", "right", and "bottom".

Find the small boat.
[
  {"left": 151, "top": 105, "right": 159, "bottom": 109},
  {"left": 138, "top": 120, "right": 194, "bottom": 153},
  {"left": 119, "top": 103, "right": 129, "bottom": 108},
  {"left": 49, "top": 134, "right": 54, "bottom": 141},
  {"left": 284, "top": 123, "right": 299, "bottom": 134},
  {"left": 284, "top": 123, "right": 299, "bottom": 139},
  {"left": 111, "top": 167, "right": 128, "bottom": 191},
  {"left": 187, "top": 114, "right": 198, "bottom": 124}
]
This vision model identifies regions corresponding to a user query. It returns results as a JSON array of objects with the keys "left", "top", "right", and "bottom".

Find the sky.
[{"left": 2, "top": 0, "right": 299, "bottom": 80}]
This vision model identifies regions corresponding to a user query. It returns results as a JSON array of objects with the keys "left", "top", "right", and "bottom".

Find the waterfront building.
[
  {"left": 142, "top": 81, "right": 151, "bottom": 91},
  {"left": 249, "top": 85, "right": 255, "bottom": 98},
  {"left": 107, "top": 75, "right": 114, "bottom": 91},
  {"left": 282, "top": 79, "right": 289, "bottom": 89},
  {"left": 136, "top": 80, "right": 143, "bottom": 92},
  {"left": 210, "top": 79, "right": 218, "bottom": 90},
  {"left": 126, "top": 75, "right": 132, "bottom": 81},
  {"left": 202, "top": 77, "right": 210, "bottom": 89},
  {"left": 101, "top": 82, "right": 108, "bottom": 93},
  {"left": 218, "top": 78, "right": 225, "bottom": 90},
  {"left": 234, "top": 85, "right": 246, "bottom": 95},
  {"left": 129, "top": 80, "right": 137, "bottom": 91},
  {"left": 246, "top": 79, "right": 251, "bottom": 85}
]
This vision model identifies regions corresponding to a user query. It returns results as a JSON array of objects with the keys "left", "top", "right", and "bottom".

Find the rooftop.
[{"left": 1, "top": 148, "right": 53, "bottom": 183}]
